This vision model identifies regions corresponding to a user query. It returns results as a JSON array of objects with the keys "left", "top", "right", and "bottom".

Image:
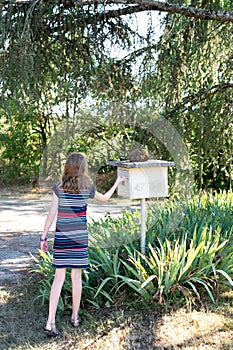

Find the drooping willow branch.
[{"left": 165, "top": 82, "right": 233, "bottom": 120}]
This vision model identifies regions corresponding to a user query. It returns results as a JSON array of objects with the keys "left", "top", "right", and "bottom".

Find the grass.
[{"left": 0, "top": 271, "right": 233, "bottom": 350}]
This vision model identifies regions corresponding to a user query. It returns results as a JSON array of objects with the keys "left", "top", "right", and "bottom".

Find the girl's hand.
[
  {"left": 40, "top": 240, "right": 48, "bottom": 253},
  {"left": 94, "top": 175, "right": 129, "bottom": 202},
  {"left": 116, "top": 175, "right": 128, "bottom": 184}
]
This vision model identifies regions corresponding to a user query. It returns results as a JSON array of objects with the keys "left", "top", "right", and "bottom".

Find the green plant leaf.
[
  {"left": 141, "top": 275, "right": 157, "bottom": 289},
  {"left": 215, "top": 269, "right": 233, "bottom": 286}
]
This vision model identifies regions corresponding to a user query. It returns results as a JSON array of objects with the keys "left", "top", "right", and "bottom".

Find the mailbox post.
[{"left": 106, "top": 159, "right": 175, "bottom": 254}]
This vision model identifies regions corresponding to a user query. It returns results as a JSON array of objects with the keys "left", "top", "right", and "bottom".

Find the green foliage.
[
  {"left": 31, "top": 191, "right": 233, "bottom": 310},
  {"left": 147, "top": 190, "right": 233, "bottom": 246},
  {"left": 0, "top": 3, "right": 233, "bottom": 189},
  {"left": 0, "top": 3, "right": 138, "bottom": 100},
  {"left": 0, "top": 116, "right": 39, "bottom": 185},
  {"left": 121, "top": 227, "right": 232, "bottom": 304},
  {"left": 89, "top": 210, "right": 141, "bottom": 248},
  {"left": 152, "top": 15, "right": 233, "bottom": 190}
]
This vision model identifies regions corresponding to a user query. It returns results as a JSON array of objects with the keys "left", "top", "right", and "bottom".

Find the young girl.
[{"left": 40, "top": 152, "right": 125, "bottom": 336}]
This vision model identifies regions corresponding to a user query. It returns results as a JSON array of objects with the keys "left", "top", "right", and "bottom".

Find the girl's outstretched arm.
[{"left": 94, "top": 176, "right": 127, "bottom": 203}]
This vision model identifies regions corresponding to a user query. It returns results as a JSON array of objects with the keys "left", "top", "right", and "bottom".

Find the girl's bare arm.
[
  {"left": 94, "top": 176, "right": 127, "bottom": 203},
  {"left": 40, "top": 193, "right": 58, "bottom": 252}
]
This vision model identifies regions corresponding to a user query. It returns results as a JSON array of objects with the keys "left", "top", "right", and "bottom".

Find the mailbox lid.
[{"left": 107, "top": 159, "right": 175, "bottom": 168}]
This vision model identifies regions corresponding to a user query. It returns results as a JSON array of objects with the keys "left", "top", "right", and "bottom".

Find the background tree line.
[{"left": 0, "top": 0, "right": 232, "bottom": 190}]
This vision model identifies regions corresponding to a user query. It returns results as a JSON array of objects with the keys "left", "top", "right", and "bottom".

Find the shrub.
[{"left": 120, "top": 226, "right": 233, "bottom": 304}]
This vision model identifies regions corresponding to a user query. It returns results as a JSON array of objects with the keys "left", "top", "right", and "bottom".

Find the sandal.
[
  {"left": 43, "top": 322, "right": 59, "bottom": 337},
  {"left": 71, "top": 316, "right": 81, "bottom": 327}
]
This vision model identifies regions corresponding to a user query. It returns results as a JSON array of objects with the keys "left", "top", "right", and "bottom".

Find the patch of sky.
[{"left": 109, "top": 10, "right": 166, "bottom": 61}]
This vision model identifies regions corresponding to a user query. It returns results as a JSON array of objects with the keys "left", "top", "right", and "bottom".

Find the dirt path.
[{"left": 0, "top": 195, "right": 136, "bottom": 285}]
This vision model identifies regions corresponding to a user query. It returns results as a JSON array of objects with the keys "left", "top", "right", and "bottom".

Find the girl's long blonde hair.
[{"left": 60, "top": 153, "right": 92, "bottom": 193}]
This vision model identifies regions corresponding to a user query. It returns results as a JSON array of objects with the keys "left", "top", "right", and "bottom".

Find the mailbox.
[
  {"left": 106, "top": 158, "right": 175, "bottom": 254},
  {"left": 107, "top": 160, "right": 175, "bottom": 200}
]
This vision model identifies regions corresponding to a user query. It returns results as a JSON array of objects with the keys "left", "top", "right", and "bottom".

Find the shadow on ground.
[{"left": 0, "top": 273, "right": 233, "bottom": 350}]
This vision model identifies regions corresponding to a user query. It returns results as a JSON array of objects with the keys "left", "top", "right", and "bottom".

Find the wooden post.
[{"left": 141, "top": 198, "right": 147, "bottom": 254}]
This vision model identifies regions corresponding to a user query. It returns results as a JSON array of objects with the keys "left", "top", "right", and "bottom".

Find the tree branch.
[
  {"left": 1, "top": 0, "right": 233, "bottom": 23},
  {"left": 165, "top": 82, "right": 233, "bottom": 119}
]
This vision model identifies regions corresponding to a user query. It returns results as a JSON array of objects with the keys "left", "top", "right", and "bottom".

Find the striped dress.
[{"left": 52, "top": 183, "right": 95, "bottom": 269}]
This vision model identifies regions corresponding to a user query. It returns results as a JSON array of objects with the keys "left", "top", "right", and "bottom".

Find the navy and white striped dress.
[{"left": 52, "top": 183, "right": 95, "bottom": 269}]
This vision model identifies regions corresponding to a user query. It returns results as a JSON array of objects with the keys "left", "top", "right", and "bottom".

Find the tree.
[
  {"left": 139, "top": 9, "right": 233, "bottom": 189},
  {"left": 0, "top": 0, "right": 232, "bottom": 189}
]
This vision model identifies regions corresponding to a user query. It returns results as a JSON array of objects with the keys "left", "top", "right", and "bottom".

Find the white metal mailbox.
[{"left": 107, "top": 160, "right": 174, "bottom": 200}]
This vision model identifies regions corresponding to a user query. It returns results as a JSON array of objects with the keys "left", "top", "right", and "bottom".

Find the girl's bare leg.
[
  {"left": 71, "top": 268, "right": 82, "bottom": 321},
  {"left": 46, "top": 268, "right": 66, "bottom": 329}
]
